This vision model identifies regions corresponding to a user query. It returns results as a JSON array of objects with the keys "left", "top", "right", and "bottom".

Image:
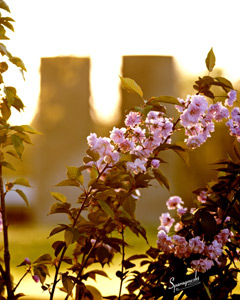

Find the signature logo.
[{"left": 168, "top": 271, "right": 201, "bottom": 293}]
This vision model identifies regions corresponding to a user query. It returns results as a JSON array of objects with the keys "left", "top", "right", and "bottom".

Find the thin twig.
[
  {"left": 118, "top": 228, "right": 125, "bottom": 300},
  {"left": 0, "top": 161, "right": 14, "bottom": 299},
  {"left": 13, "top": 268, "right": 31, "bottom": 293}
]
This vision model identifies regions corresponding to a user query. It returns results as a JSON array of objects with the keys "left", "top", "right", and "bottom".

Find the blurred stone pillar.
[
  {"left": 32, "top": 56, "right": 92, "bottom": 223},
  {"left": 120, "top": 56, "right": 178, "bottom": 224}
]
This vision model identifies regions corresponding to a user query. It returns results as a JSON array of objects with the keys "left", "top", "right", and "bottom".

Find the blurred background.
[{"left": 1, "top": 0, "right": 240, "bottom": 298}]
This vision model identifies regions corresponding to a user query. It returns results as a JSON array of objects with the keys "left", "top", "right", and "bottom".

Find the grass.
[
  {"left": 2, "top": 223, "right": 240, "bottom": 299},
  {"left": 5, "top": 222, "right": 157, "bottom": 299}
]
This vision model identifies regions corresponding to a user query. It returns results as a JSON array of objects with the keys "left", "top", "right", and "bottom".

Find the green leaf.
[
  {"left": 11, "top": 134, "right": 24, "bottom": 158},
  {"left": 152, "top": 168, "right": 170, "bottom": 190},
  {"left": 67, "top": 166, "right": 84, "bottom": 184},
  {"left": 234, "top": 139, "right": 240, "bottom": 160},
  {"left": 0, "top": 1, "right": 10, "bottom": 12},
  {"left": 0, "top": 17, "right": 14, "bottom": 32},
  {"left": 62, "top": 274, "right": 74, "bottom": 295},
  {"left": 86, "top": 148, "right": 100, "bottom": 161},
  {"left": 1, "top": 161, "right": 15, "bottom": 171},
  {"left": 181, "top": 212, "right": 194, "bottom": 224},
  {"left": 50, "top": 191, "right": 67, "bottom": 203},
  {"left": 0, "top": 24, "right": 6, "bottom": 39},
  {"left": 11, "top": 97, "right": 24, "bottom": 111},
  {"left": 86, "top": 269, "right": 109, "bottom": 282},
  {"left": 0, "top": 42, "right": 11, "bottom": 57},
  {"left": 0, "top": 61, "right": 8, "bottom": 73},
  {"left": 148, "top": 95, "right": 181, "bottom": 106},
  {"left": 64, "top": 227, "right": 80, "bottom": 247},
  {"left": 13, "top": 177, "right": 31, "bottom": 187},
  {"left": 215, "top": 76, "right": 233, "bottom": 92},
  {"left": 10, "top": 125, "right": 42, "bottom": 134},
  {"left": 86, "top": 285, "right": 102, "bottom": 300},
  {"left": 97, "top": 199, "right": 115, "bottom": 219},
  {"left": 19, "top": 125, "right": 41, "bottom": 134},
  {"left": 49, "top": 202, "right": 71, "bottom": 215},
  {"left": 122, "top": 197, "right": 136, "bottom": 218},
  {"left": 126, "top": 254, "right": 148, "bottom": 261},
  {"left": 133, "top": 105, "right": 154, "bottom": 116},
  {"left": 205, "top": 48, "right": 215, "bottom": 72},
  {"left": 198, "top": 210, "right": 218, "bottom": 241},
  {"left": 15, "top": 189, "right": 29, "bottom": 206},
  {"left": 6, "top": 149, "right": 18, "bottom": 159},
  {"left": 172, "top": 147, "right": 189, "bottom": 165},
  {"left": 120, "top": 76, "right": 143, "bottom": 98},
  {"left": 49, "top": 225, "right": 68, "bottom": 238},
  {"left": 52, "top": 240, "right": 66, "bottom": 257},
  {"left": 1, "top": 102, "right": 11, "bottom": 120},
  {"left": 56, "top": 179, "right": 80, "bottom": 187},
  {"left": 203, "top": 282, "right": 212, "bottom": 300},
  {"left": 33, "top": 254, "right": 52, "bottom": 264},
  {"left": 33, "top": 265, "right": 47, "bottom": 285},
  {"left": 4, "top": 86, "right": 16, "bottom": 101},
  {"left": 9, "top": 56, "right": 26, "bottom": 71}
]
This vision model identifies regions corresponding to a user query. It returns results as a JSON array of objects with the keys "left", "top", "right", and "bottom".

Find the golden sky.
[{"left": 4, "top": 0, "right": 240, "bottom": 125}]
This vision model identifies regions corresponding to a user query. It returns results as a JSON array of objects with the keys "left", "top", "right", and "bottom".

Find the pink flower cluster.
[
  {"left": 157, "top": 227, "right": 230, "bottom": 273},
  {"left": 176, "top": 91, "right": 237, "bottom": 149},
  {"left": 87, "top": 111, "right": 173, "bottom": 174},
  {"left": 157, "top": 196, "right": 231, "bottom": 273},
  {"left": 86, "top": 90, "right": 237, "bottom": 174}
]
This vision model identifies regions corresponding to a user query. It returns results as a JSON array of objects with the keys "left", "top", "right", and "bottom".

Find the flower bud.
[
  {"left": 24, "top": 257, "right": 31, "bottom": 265},
  {"left": 32, "top": 275, "right": 40, "bottom": 283}
]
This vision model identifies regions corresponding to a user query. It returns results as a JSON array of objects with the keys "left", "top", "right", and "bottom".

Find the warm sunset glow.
[{"left": 5, "top": 0, "right": 240, "bottom": 126}]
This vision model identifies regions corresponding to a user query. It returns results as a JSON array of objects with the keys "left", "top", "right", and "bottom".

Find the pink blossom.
[
  {"left": 180, "top": 95, "right": 208, "bottom": 127},
  {"left": 204, "top": 240, "right": 222, "bottom": 259},
  {"left": 226, "top": 108, "right": 240, "bottom": 140},
  {"left": 191, "top": 258, "right": 214, "bottom": 273},
  {"left": 110, "top": 127, "right": 126, "bottom": 144},
  {"left": 215, "top": 228, "right": 230, "bottom": 244},
  {"left": 202, "top": 121, "right": 215, "bottom": 137},
  {"left": 177, "top": 206, "right": 188, "bottom": 216},
  {"left": 185, "top": 135, "right": 206, "bottom": 149},
  {"left": 0, "top": 213, "right": 2, "bottom": 232},
  {"left": 157, "top": 230, "right": 174, "bottom": 253},
  {"left": 175, "top": 96, "right": 191, "bottom": 112},
  {"left": 132, "top": 126, "right": 146, "bottom": 143},
  {"left": 197, "top": 190, "right": 207, "bottom": 203},
  {"left": 104, "top": 151, "right": 120, "bottom": 164},
  {"left": 161, "top": 119, "right": 173, "bottom": 138},
  {"left": 208, "top": 102, "right": 229, "bottom": 121},
  {"left": 119, "top": 138, "right": 135, "bottom": 152},
  {"left": 87, "top": 132, "right": 98, "bottom": 148},
  {"left": 142, "top": 138, "right": 159, "bottom": 155},
  {"left": 174, "top": 222, "right": 183, "bottom": 232},
  {"left": 126, "top": 158, "right": 147, "bottom": 174},
  {"left": 225, "top": 89, "right": 237, "bottom": 107},
  {"left": 191, "top": 95, "right": 208, "bottom": 112},
  {"left": 166, "top": 196, "right": 184, "bottom": 210},
  {"left": 231, "top": 107, "right": 240, "bottom": 123},
  {"left": 125, "top": 111, "right": 142, "bottom": 127},
  {"left": 172, "top": 235, "right": 190, "bottom": 258},
  {"left": 146, "top": 111, "right": 161, "bottom": 123},
  {"left": 181, "top": 106, "right": 202, "bottom": 127},
  {"left": 159, "top": 213, "right": 175, "bottom": 231},
  {"left": 188, "top": 236, "right": 205, "bottom": 254},
  {"left": 87, "top": 134, "right": 114, "bottom": 157},
  {"left": 151, "top": 159, "right": 160, "bottom": 168}
]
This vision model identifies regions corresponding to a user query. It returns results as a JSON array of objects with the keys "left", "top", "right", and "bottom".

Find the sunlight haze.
[{"left": 5, "top": 0, "right": 240, "bottom": 125}]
